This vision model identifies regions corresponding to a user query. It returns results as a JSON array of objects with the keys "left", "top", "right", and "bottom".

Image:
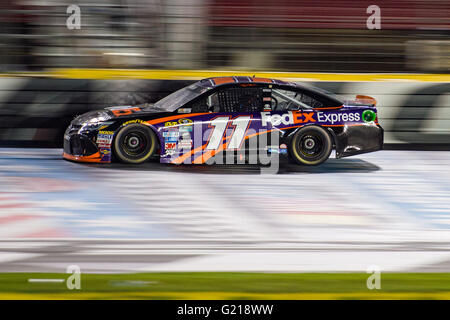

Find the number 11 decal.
[{"left": 206, "top": 116, "right": 252, "bottom": 150}]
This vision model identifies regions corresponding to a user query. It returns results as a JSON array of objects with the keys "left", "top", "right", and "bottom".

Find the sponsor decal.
[
  {"left": 98, "top": 143, "right": 112, "bottom": 148},
  {"left": 99, "top": 130, "right": 114, "bottom": 135},
  {"left": 99, "top": 147, "right": 112, "bottom": 162},
  {"left": 122, "top": 119, "right": 145, "bottom": 126},
  {"left": 162, "top": 131, "right": 180, "bottom": 138},
  {"left": 178, "top": 140, "right": 192, "bottom": 149},
  {"left": 362, "top": 110, "right": 377, "bottom": 123},
  {"left": 165, "top": 121, "right": 178, "bottom": 127},
  {"left": 165, "top": 137, "right": 178, "bottom": 143},
  {"left": 177, "top": 108, "right": 192, "bottom": 113},
  {"left": 261, "top": 111, "right": 362, "bottom": 127},
  {"left": 181, "top": 132, "right": 191, "bottom": 139},
  {"left": 97, "top": 132, "right": 113, "bottom": 147},
  {"left": 265, "top": 145, "right": 279, "bottom": 150},
  {"left": 178, "top": 118, "right": 193, "bottom": 125},
  {"left": 266, "top": 145, "right": 287, "bottom": 154},
  {"left": 165, "top": 149, "right": 176, "bottom": 156},
  {"left": 179, "top": 126, "right": 193, "bottom": 132},
  {"left": 317, "top": 112, "right": 361, "bottom": 124},
  {"left": 165, "top": 142, "right": 176, "bottom": 150},
  {"left": 267, "top": 148, "right": 282, "bottom": 154},
  {"left": 260, "top": 111, "right": 316, "bottom": 127}
]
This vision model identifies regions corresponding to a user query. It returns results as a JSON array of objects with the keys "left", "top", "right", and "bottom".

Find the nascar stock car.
[{"left": 63, "top": 76, "right": 383, "bottom": 166}]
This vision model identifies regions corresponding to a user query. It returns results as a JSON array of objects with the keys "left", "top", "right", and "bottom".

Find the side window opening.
[
  {"left": 298, "top": 92, "right": 323, "bottom": 109},
  {"left": 182, "top": 86, "right": 324, "bottom": 113},
  {"left": 183, "top": 86, "right": 264, "bottom": 113},
  {"left": 212, "top": 87, "right": 264, "bottom": 113},
  {"left": 186, "top": 97, "right": 210, "bottom": 113},
  {"left": 271, "top": 88, "right": 323, "bottom": 111}
]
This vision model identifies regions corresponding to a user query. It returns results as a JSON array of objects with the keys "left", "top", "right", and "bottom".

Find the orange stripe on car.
[
  {"left": 146, "top": 113, "right": 208, "bottom": 125},
  {"left": 322, "top": 124, "right": 377, "bottom": 127},
  {"left": 173, "top": 131, "right": 231, "bottom": 164},
  {"left": 171, "top": 144, "right": 207, "bottom": 164},
  {"left": 197, "top": 147, "right": 223, "bottom": 164},
  {"left": 314, "top": 105, "right": 344, "bottom": 110},
  {"left": 63, "top": 152, "right": 103, "bottom": 163},
  {"left": 193, "top": 135, "right": 231, "bottom": 164},
  {"left": 212, "top": 77, "right": 236, "bottom": 85},
  {"left": 251, "top": 77, "right": 273, "bottom": 83}
]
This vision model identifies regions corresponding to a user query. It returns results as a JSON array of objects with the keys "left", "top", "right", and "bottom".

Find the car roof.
[
  {"left": 198, "top": 76, "right": 293, "bottom": 88},
  {"left": 197, "top": 76, "right": 341, "bottom": 102},
  {"left": 198, "top": 76, "right": 328, "bottom": 93}
]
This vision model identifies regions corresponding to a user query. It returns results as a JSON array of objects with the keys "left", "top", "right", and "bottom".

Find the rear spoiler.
[{"left": 355, "top": 95, "right": 377, "bottom": 106}]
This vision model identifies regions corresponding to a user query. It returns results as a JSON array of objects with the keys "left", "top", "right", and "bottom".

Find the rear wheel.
[
  {"left": 289, "top": 126, "right": 332, "bottom": 166},
  {"left": 113, "top": 124, "right": 157, "bottom": 164}
]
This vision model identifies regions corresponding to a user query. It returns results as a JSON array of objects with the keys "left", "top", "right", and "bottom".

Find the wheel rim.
[
  {"left": 298, "top": 133, "right": 324, "bottom": 159},
  {"left": 121, "top": 131, "right": 148, "bottom": 157}
]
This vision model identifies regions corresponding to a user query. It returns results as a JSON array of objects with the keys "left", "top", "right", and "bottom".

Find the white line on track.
[{"left": 28, "top": 279, "right": 64, "bottom": 283}]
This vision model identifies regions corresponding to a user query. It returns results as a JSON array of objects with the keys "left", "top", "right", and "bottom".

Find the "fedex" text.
[{"left": 261, "top": 111, "right": 316, "bottom": 127}]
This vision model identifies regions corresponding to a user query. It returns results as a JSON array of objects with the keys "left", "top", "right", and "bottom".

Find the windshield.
[{"left": 150, "top": 82, "right": 205, "bottom": 112}]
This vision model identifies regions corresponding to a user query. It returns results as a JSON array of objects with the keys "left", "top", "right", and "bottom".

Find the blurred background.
[
  {"left": 0, "top": 0, "right": 449, "bottom": 72},
  {"left": 1, "top": 1, "right": 450, "bottom": 298},
  {"left": 0, "top": 0, "right": 449, "bottom": 148}
]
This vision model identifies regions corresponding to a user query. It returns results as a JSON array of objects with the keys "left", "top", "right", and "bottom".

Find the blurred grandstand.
[{"left": 0, "top": 0, "right": 449, "bottom": 72}]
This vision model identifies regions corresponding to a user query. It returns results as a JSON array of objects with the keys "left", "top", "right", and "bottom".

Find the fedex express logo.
[
  {"left": 260, "top": 111, "right": 361, "bottom": 126},
  {"left": 318, "top": 112, "right": 361, "bottom": 123},
  {"left": 261, "top": 111, "right": 315, "bottom": 126}
]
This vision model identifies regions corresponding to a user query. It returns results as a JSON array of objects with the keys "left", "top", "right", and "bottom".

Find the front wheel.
[
  {"left": 289, "top": 126, "right": 332, "bottom": 166},
  {"left": 113, "top": 124, "right": 157, "bottom": 164}
]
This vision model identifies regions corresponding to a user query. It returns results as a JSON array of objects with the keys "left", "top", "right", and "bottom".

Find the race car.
[{"left": 63, "top": 76, "right": 383, "bottom": 166}]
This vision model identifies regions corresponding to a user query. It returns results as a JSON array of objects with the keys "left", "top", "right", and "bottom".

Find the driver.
[{"left": 234, "top": 94, "right": 261, "bottom": 112}]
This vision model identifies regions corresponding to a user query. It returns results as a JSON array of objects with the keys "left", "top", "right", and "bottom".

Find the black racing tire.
[
  {"left": 289, "top": 126, "right": 332, "bottom": 166},
  {"left": 113, "top": 124, "right": 157, "bottom": 164}
]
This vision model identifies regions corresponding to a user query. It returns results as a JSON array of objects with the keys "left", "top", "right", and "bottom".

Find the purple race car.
[{"left": 63, "top": 76, "right": 383, "bottom": 165}]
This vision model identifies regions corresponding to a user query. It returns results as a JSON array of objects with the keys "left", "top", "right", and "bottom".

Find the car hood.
[
  {"left": 105, "top": 103, "right": 166, "bottom": 116},
  {"left": 72, "top": 104, "right": 165, "bottom": 125},
  {"left": 72, "top": 110, "right": 113, "bottom": 125}
]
